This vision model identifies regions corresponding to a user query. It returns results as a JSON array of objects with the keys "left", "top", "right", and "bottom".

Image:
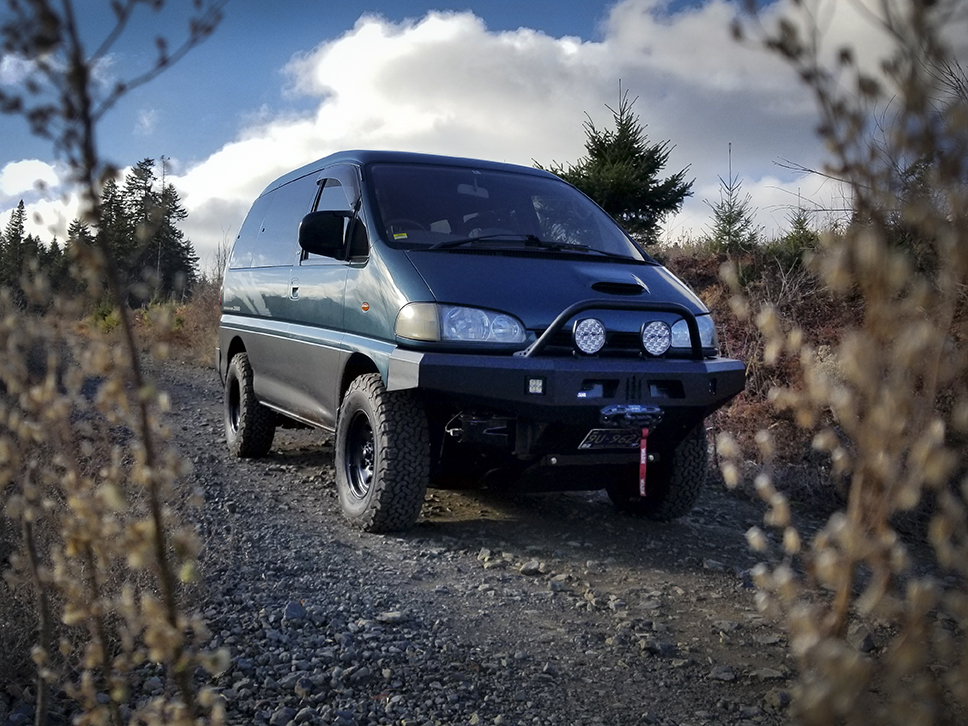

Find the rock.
[
  {"left": 709, "top": 665, "right": 737, "bottom": 682},
  {"left": 848, "top": 624, "right": 876, "bottom": 653},
  {"left": 765, "top": 688, "right": 792, "bottom": 710},
  {"left": 284, "top": 600, "right": 307, "bottom": 622},
  {"left": 7, "top": 703, "right": 34, "bottom": 726},
  {"left": 294, "top": 676, "right": 315, "bottom": 698},
  {"left": 376, "top": 611, "right": 407, "bottom": 624},
  {"left": 269, "top": 706, "right": 297, "bottom": 726},
  {"left": 640, "top": 638, "right": 678, "bottom": 658},
  {"left": 519, "top": 559, "right": 542, "bottom": 576}
]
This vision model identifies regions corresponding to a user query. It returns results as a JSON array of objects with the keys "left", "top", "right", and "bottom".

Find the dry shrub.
[
  {"left": 718, "top": 1, "right": 968, "bottom": 723},
  {"left": 0, "top": 1, "right": 227, "bottom": 724},
  {"left": 667, "top": 241, "right": 860, "bottom": 515},
  {"left": 132, "top": 281, "right": 222, "bottom": 367},
  {"left": 1, "top": 277, "right": 227, "bottom": 725}
]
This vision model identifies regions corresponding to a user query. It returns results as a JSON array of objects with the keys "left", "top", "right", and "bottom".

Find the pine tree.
[
  {"left": 154, "top": 182, "right": 198, "bottom": 299},
  {"left": 98, "top": 177, "right": 134, "bottom": 278},
  {"left": 1, "top": 201, "right": 27, "bottom": 299},
  {"left": 548, "top": 89, "right": 693, "bottom": 245},
  {"left": 784, "top": 205, "right": 819, "bottom": 249},
  {"left": 706, "top": 147, "right": 759, "bottom": 253}
]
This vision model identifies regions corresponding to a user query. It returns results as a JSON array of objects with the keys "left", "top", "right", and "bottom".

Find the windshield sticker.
[{"left": 393, "top": 232, "right": 409, "bottom": 240}]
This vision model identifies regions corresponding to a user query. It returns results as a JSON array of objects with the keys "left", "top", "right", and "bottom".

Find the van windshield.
[{"left": 368, "top": 163, "right": 648, "bottom": 260}]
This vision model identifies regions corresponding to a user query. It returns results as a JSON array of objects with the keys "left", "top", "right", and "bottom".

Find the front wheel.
[
  {"left": 335, "top": 374, "right": 429, "bottom": 532},
  {"left": 606, "top": 423, "right": 708, "bottom": 521},
  {"left": 224, "top": 352, "right": 276, "bottom": 458}
]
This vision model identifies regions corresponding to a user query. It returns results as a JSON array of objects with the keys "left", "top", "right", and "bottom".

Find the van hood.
[{"left": 404, "top": 250, "right": 707, "bottom": 329}]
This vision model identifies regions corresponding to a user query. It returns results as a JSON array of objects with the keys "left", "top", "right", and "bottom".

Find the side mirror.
[{"left": 298, "top": 210, "right": 352, "bottom": 257}]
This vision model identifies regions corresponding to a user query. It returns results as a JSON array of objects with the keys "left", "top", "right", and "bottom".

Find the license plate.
[{"left": 578, "top": 428, "right": 641, "bottom": 450}]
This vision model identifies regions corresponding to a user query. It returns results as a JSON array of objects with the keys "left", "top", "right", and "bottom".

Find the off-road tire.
[
  {"left": 335, "top": 373, "right": 430, "bottom": 532},
  {"left": 606, "top": 423, "right": 708, "bottom": 521},
  {"left": 224, "top": 352, "right": 276, "bottom": 458}
]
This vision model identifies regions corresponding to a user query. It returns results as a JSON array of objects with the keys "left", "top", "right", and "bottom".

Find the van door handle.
[{"left": 289, "top": 279, "right": 299, "bottom": 300}]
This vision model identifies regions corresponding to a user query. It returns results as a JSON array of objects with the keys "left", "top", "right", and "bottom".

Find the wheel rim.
[
  {"left": 227, "top": 376, "right": 241, "bottom": 435},
  {"left": 345, "top": 410, "right": 375, "bottom": 500}
]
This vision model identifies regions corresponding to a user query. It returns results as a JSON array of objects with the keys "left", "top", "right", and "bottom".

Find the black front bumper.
[{"left": 387, "top": 348, "right": 745, "bottom": 433}]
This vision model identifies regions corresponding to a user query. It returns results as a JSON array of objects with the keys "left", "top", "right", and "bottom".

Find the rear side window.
[
  {"left": 228, "top": 193, "right": 273, "bottom": 269},
  {"left": 230, "top": 174, "right": 319, "bottom": 268}
]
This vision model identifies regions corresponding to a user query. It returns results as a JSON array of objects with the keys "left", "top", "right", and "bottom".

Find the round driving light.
[
  {"left": 573, "top": 318, "right": 606, "bottom": 355},
  {"left": 641, "top": 321, "right": 672, "bottom": 356}
]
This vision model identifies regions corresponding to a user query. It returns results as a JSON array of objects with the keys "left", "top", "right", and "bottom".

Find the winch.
[
  {"left": 598, "top": 404, "right": 664, "bottom": 429},
  {"left": 599, "top": 404, "right": 665, "bottom": 497}
]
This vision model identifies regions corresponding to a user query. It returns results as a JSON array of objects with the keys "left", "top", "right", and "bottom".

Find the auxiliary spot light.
[
  {"left": 641, "top": 321, "right": 672, "bottom": 356},
  {"left": 573, "top": 318, "right": 606, "bottom": 355}
]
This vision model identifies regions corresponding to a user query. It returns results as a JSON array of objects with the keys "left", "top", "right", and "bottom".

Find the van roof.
[{"left": 259, "top": 149, "right": 560, "bottom": 197}]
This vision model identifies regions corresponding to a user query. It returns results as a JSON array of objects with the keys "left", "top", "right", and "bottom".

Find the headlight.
[
  {"left": 671, "top": 314, "right": 718, "bottom": 350},
  {"left": 395, "top": 303, "right": 526, "bottom": 344}
]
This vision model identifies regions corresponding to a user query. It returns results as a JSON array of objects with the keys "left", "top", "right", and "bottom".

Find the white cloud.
[
  {"left": 0, "top": 192, "right": 81, "bottom": 244},
  {"left": 173, "top": 1, "right": 831, "bottom": 260},
  {"left": 0, "top": 54, "right": 34, "bottom": 85},
  {"left": 135, "top": 108, "right": 159, "bottom": 136},
  {"left": 0, "top": 159, "right": 62, "bottom": 197}
]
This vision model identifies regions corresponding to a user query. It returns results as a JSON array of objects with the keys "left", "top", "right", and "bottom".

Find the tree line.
[{"left": 0, "top": 157, "right": 198, "bottom": 310}]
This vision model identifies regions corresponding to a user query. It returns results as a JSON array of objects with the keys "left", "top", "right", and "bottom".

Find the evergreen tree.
[
  {"left": 548, "top": 89, "right": 693, "bottom": 245},
  {"left": 98, "top": 176, "right": 134, "bottom": 278},
  {"left": 783, "top": 205, "right": 819, "bottom": 250},
  {"left": 122, "top": 158, "right": 162, "bottom": 297},
  {"left": 706, "top": 148, "right": 760, "bottom": 253},
  {"left": 1, "top": 200, "right": 27, "bottom": 301},
  {"left": 153, "top": 182, "right": 199, "bottom": 299}
]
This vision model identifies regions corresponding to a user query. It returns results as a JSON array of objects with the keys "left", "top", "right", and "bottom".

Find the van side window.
[
  {"left": 250, "top": 174, "right": 319, "bottom": 267},
  {"left": 228, "top": 192, "right": 273, "bottom": 269}
]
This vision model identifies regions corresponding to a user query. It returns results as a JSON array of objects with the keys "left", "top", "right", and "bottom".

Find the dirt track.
[{"left": 158, "top": 357, "right": 798, "bottom": 726}]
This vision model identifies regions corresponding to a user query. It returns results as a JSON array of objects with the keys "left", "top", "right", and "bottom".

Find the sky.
[{"left": 1, "top": 0, "right": 967, "bottom": 271}]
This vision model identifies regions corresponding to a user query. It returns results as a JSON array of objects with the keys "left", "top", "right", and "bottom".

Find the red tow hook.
[{"left": 639, "top": 428, "right": 650, "bottom": 497}]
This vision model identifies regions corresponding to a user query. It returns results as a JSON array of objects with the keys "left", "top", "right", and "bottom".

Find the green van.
[{"left": 217, "top": 151, "right": 745, "bottom": 532}]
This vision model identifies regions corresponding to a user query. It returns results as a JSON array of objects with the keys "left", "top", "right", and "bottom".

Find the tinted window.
[
  {"left": 367, "top": 163, "right": 645, "bottom": 259},
  {"left": 250, "top": 174, "right": 319, "bottom": 267},
  {"left": 228, "top": 192, "right": 273, "bottom": 269}
]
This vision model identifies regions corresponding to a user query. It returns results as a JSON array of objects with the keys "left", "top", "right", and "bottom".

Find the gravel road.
[{"left": 156, "top": 359, "right": 797, "bottom": 726}]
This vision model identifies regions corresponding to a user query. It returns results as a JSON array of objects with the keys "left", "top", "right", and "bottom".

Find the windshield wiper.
[
  {"left": 426, "top": 233, "right": 643, "bottom": 260},
  {"left": 429, "top": 233, "right": 595, "bottom": 252},
  {"left": 428, "top": 233, "right": 535, "bottom": 250}
]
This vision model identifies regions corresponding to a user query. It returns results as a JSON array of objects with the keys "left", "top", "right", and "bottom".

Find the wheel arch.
[
  {"left": 225, "top": 335, "right": 247, "bottom": 368},
  {"left": 339, "top": 352, "right": 380, "bottom": 408}
]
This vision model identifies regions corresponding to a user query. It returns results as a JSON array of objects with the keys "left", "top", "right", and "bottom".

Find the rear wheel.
[
  {"left": 224, "top": 352, "right": 276, "bottom": 458},
  {"left": 335, "top": 374, "right": 430, "bottom": 532},
  {"left": 606, "top": 423, "right": 708, "bottom": 521}
]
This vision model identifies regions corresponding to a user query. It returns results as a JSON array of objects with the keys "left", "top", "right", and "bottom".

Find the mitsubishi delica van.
[{"left": 217, "top": 150, "right": 745, "bottom": 532}]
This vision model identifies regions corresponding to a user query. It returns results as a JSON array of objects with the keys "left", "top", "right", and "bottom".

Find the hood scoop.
[{"left": 591, "top": 280, "right": 645, "bottom": 296}]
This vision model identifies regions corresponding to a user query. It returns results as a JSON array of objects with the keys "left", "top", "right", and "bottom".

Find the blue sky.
[{"left": 2, "top": 0, "right": 966, "bottom": 267}]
